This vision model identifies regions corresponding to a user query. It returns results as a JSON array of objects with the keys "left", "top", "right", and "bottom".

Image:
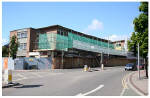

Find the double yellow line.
[{"left": 122, "top": 74, "right": 129, "bottom": 89}]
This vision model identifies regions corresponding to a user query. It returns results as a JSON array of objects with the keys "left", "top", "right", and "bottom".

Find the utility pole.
[
  {"left": 101, "top": 52, "right": 104, "bottom": 70},
  {"left": 138, "top": 43, "right": 140, "bottom": 79},
  {"left": 108, "top": 37, "right": 109, "bottom": 57},
  {"left": 62, "top": 50, "right": 64, "bottom": 69}
]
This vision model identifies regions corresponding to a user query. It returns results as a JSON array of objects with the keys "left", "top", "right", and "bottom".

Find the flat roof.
[
  {"left": 10, "top": 27, "right": 34, "bottom": 32},
  {"left": 10, "top": 25, "right": 124, "bottom": 43}
]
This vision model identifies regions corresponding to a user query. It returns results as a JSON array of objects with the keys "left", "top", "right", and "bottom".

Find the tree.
[
  {"left": 128, "top": 2, "right": 148, "bottom": 78},
  {"left": 127, "top": 32, "right": 137, "bottom": 56},
  {"left": 9, "top": 35, "right": 19, "bottom": 59},
  {"left": 133, "top": 2, "right": 148, "bottom": 58},
  {"left": 2, "top": 44, "right": 9, "bottom": 57}
]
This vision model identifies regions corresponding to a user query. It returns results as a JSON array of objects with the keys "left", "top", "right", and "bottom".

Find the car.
[
  {"left": 136, "top": 64, "right": 144, "bottom": 70},
  {"left": 125, "top": 63, "right": 136, "bottom": 71},
  {"left": 135, "top": 61, "right": 145, "bottom": 70}
]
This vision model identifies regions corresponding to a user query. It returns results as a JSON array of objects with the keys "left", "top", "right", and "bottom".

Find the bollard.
[
  {"left": 3, "top": 58, "right": 8, "bottom": 84},
  {"left": 4, "top": 69, "right": 8, "bottom": 84},
  {"left": 8, "top": 70, "right": 12, "bottom": 84},
  {"left": 101, "top": 64, "right": 104, "bottom": 70},
  {"left": 88, "top": 67, "right": 91, "bottom": 71},
  {"left": 3, "top": 58, "right": 13, "bottom": 84},
  {"left": 84, "top": 65, "right": 88, "bottom": 72}
]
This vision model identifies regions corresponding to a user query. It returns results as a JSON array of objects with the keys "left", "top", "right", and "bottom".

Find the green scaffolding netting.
[
  {"left": 38, "top": 32, "right": 126, "bottom": 55},
  {"left": 68, "top": 32, "right": 115, "bottom": 49},
  {"left": 38, "top": 33, "right": 68, "bottom": 51}
]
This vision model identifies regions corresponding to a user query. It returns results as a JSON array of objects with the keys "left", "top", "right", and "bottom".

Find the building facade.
[{"left": 10, "top": 25, "right": 129, "bottom": 69}]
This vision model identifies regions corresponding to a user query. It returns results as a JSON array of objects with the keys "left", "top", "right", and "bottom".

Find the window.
[
  {"left": 116, "top": 43, "right": 121, "bottom": 47},
  {"left": 17, "top": 31, "right": 27, "bottom": 39},
  {"left": 23, "top": 43, "right": 27, "bottom": 49},
  {"left": 21, "top": 32, "right": 27, "bottom": 38},
  {"left": 17, "top": 32, "right": 21, "bottom": 39},
  {"left": 18, "top": 43, "right": 27, "bottom": 50}
]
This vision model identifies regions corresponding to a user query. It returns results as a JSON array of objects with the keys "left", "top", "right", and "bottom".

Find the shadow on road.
[{"left": 14, "top": 84, "right": 43, "bottom": 88}]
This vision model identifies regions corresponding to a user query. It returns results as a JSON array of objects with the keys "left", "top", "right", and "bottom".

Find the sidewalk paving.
[{"left": 130, "top": 70, "right": 148, "bottom": 96}]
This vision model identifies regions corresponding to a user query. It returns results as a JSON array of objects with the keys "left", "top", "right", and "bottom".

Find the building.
[
  {"left": 112, "top": 40, "right": 126, "bottom": 51},
  {"left": 10, "top": 25, "right": 131, "bottom": 69}
]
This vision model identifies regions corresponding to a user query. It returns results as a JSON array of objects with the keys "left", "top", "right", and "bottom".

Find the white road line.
[
  {"left": 76, "top": 84, "right": 104, "bottom": 96},
  {"left": 13, "top": 73, "right": 27, "bottom": 82},
  {"left": 31, "top": 72, "right": 43, "bottom": 78}
]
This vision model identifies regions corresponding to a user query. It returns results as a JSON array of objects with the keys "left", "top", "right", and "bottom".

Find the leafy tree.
[
  {"left": 2, "top": 44, "right": 9, "bottom": 57},
  {"left": 9, "top": 35, "right": 19, "bottom": 59},
  {"left": 133, "top": 2, "right": 148, "bottom": 58},
  {"left": 128, "top": 2, "right": 148, "bottom": 78},
  {"left": 127, "top": 32, "right": 137, "bottom": 56}
]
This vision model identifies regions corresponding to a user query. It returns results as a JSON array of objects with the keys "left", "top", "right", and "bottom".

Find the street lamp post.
[
  {"left": 138, "top": 43, "right": 140, "bottom": 79},
  {"left": 108, "top": 37, "right": 109, "bottom": 57}
]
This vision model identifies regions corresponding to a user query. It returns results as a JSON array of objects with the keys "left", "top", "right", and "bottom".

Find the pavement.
[
  {"left": 2, "top": 67, "right": 148, "bottom": 96},
  {"left": 129, "top": 70, "right": 148, "bottom": 96}
]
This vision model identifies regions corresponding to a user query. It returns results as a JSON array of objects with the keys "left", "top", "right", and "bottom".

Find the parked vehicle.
[
  {"left": 125, "top": 63, "right": 136, "bottom": 71},
  {"left": 136, "top": 64, "right": 144, "bottom": 70},
  {"left": 135, "top": 61, "right": 144, "bottom": 70}
]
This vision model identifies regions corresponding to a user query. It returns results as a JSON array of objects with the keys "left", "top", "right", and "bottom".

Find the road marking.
[
  {"left": 76, "top": 84, "right": 104, "bottom": 96},
  {"left": 13, "top": 73, "right": 27, "bottom": 82},
  {"left": 122, "top": 74, "right": 128, "bottom": 89},
  {"left": 120, "top": 72, "right": 134, "bottom": 96},
  {"left": 127, "top": 72, "right": 144, "bottom": 96},
  {"left": 31, "top": 72, "right": 43, "bottom": 78}
]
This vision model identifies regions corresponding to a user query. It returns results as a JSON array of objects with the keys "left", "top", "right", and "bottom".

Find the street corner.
[{"left": 128, "top": 70, "right": 148, "bottom": 96}]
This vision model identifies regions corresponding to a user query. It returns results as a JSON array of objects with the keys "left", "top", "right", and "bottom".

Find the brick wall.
[
  {"left": 105, "top": 58, "right": 136, "bottom": 67},
  {"left": 51, "top": 57, "right": 100, "bottom": 69},
  {"left": 51, "top": 56, "right": 136, "bottom": 69}
]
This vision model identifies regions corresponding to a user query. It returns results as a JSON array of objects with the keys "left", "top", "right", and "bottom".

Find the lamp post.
[
  {"left": 107, "top": 37, "right": 109, "bottom": 67},
  {"left": 138, "top": 43, "right": 140, "bottom": 79}
]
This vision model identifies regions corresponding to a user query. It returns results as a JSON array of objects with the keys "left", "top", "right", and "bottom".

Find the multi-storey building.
[{"left": 10, "top": 25, "right": 128, "bottom": 69}]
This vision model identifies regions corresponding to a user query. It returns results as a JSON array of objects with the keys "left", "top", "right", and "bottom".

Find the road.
[{"left": 2, "top": 66, "right": 140, "bottom": 96}]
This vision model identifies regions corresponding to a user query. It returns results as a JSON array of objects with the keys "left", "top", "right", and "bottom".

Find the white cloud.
[
  {"left": 88, "top": 19, "right": 103, "bottom": 30},
  {"left": 2, "top": 38, "right": 9, "bottom": 46},
  {"left": 83, "top": 19, "right": 103, "bottom": 33}
]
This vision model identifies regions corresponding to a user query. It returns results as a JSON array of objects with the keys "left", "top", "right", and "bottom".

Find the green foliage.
[
  {"left": 127, "top": 32, "right": 137, "bottom": 56},
  {"left": 2, "top": 44, "right": 9, "bottom": 57},
  {"left": 133, "top": 13, "right": 148, "bottom": 33},
  {"left": 128, "top": 2, "right": 148, "bottom": 58},
  {"left": 9, "top": 35, "right": 19, "bottom": 59},
  {"left": 139, "top": 2, "right": 148, "bottom": 14}
]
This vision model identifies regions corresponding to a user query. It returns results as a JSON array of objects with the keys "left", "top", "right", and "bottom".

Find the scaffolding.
[{"left": 37, "top": 32, "right": 127, "bottom": 56}]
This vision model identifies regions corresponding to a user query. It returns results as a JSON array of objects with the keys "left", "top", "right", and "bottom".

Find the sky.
[{"left": 2, "top": 2, "right": 140, "bottom": 45}]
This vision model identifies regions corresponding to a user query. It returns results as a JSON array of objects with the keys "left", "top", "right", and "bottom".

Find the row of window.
[
  {"left": 115, "top": 43, "right": 121, "bottom": 47},
  {"left": 57, "top": 29, "right": 68, "bottom": 36},
  {"left": 18, "top": 43, "right": 27, "bottom": 50},
  {"left": 17, "top": 31, "right": 27, "bottom": 39}
]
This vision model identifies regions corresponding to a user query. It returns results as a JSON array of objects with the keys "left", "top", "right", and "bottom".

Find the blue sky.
[{"left": 2, "top": 2, "right": 140, "bottom": 45}]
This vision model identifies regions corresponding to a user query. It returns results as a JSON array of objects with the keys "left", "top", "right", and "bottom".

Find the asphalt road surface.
[{"left": 2, "top": 66, "right": 139, "bottom": 96}]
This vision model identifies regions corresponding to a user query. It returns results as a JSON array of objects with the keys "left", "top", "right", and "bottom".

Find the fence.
[
  {"left": 14, "top": 57, "right": 52, "bottom": 70},
  {"left": 2, "top": 57, "right": 14, "bottom": 70}
]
